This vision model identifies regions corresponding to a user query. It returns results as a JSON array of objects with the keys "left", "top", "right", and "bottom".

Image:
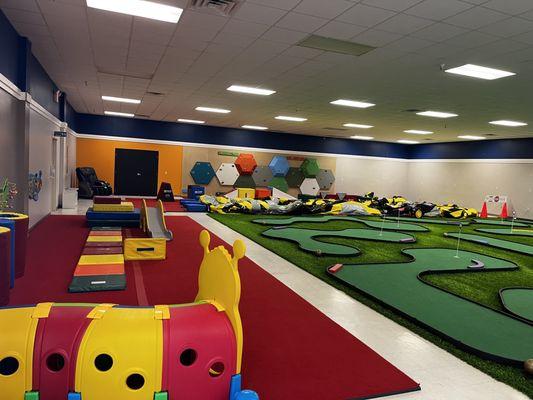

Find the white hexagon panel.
[
  {"left": 216, "top": 163, "right": 240, "bottom": 186},
  {"left": 299, "top": 178, "right": 320, "bottom": 196}
]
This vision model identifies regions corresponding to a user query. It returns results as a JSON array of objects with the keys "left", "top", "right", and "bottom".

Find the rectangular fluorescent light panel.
[
  {"left": 331, "top": 99, "right": 375, "bottom": 108},
  {"left": 489, "top": 120, "right": 527, "bottom": 127},
  {"left": 275, "top": 116, "right": 307, "bottom": 122},
  {"left": 196, "top": 106, "right": 231, "bottom": 114},
  {"left": 227, "top": 85, "right": 275, "bottom": 96},
  {"left": 397, "top": 139, "right": 419, "bottom": 144},
  {"left": 102, "top": 95, "right": 141, "bottom": 104},
  {"left": 87, "top": 0, "right": 183, "bottom": 23},
  {"left": 105, "top": 111, "right": 134, "bottom": 118},
  {"left": 458, "top": 135, "right": 485, "bottom": 140},
  {"left": 344, "top": 123, "right": 373, "bottom": 129},
  {"left": 404, "top": 129, "right": 433, "bottom": 135},
  {"left": 242, "top": 125, "right": 268, "bottom": 130},
  {"left": 350, "top": 135, "right": 374, "bottom": 140},
  {"left": 445, "top": 64, "right": 515, "bottom": 80},
  {"left": 178, "top": 119, "right": 205, "bottom": 124},
  {"left": 416, "top": 111, "right": 458, "bottom": 118}
]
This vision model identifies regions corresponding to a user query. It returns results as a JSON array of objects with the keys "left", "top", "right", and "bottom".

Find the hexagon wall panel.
[
  {"left": 252, "top": 166, "right": 273, "bottom": 187},
  {"left": 216, "top": 163, "right": 240, "bottom": 186},
  {"left": 235, "top": 153, "right": 257, "bottom": 175},
  {"left": 234, "top": 175, "right": 256, "bottom": 188},
  {"left": 190, "top": 162, "right": 215, "bottom": 185},
  {"left": 300, "top": 178, "right": 320, "bottom": 196},
  {"left": 269, "top": 156, "right": 290, "bottom": 177},
  {"left": 269, "top": 177, "right": 289, "bottom": 193},
  {"left": 300, "top": 158, "right": 320, "bottom": 177},
  {"left": 286, "top": 167, "right": 305, "bottom": 188},
  {"left": 316, "top": 169, "right": 335, "bottom": 190}
]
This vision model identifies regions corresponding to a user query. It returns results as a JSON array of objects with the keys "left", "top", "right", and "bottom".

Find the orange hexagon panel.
[{"left": 235, "top": 153, "right": 257, "bottom": 175}]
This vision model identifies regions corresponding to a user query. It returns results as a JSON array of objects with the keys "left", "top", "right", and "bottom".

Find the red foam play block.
[
  {"left": 93, "top": 196, "right": 122, "bottom": 204},
  {"left": 74, "top": 263, "right": 124, "bottom": 277},
  {"left": 82, "top": 247, "right": 123, "bottom": 255},
  {"left": 85, "top": 241, "right": 123, "bottom": 248}
]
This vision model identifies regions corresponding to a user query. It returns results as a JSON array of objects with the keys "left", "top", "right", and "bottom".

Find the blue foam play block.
[
  {"left": 86, "top": 208, "right": 141, "bottom": 221},
  {"left": 0, "top": 219, "right": 15, "bottom": 288},
  {"left": 183, "top": 203, "right": 208, "bottom": 212}
]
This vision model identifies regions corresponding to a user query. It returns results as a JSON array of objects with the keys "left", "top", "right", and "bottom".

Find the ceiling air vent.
[
  {"left": 189, "top": 0, "right": 243, "bottom": 16},
  {"left": 297, "top": 35, "right": 375, "bottom": 57}
]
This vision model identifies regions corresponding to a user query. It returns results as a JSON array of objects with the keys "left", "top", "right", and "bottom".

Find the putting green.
[
  {"left": 329, "top": 248, "right": 533, "bottom": 364},
  {"left": 472, "top": 219, "right": 529, "bottom": 227},
  {"left": 445, "top": 232, "right": 533, "bottom": 256},
  {"left": 500, "top": 288, "right": 533, "bottom": 322},
  {"left": 384, "top": 216, "right": 469, "bottom": 225},
  {"left": 253, "top": 215, "right": 428, "bottom": 232},
  {"left": 475, "top": 228, "right": 533, "bottom": 237},
  {"left": 262, "top": 227, "right": 416, "bottom": 256}
]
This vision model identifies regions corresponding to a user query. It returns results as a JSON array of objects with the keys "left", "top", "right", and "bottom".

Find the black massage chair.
[{"left": 76, "top": 167, "right": 112, "bottom": 199}]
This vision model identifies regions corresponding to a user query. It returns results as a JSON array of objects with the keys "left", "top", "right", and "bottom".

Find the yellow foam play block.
[
  {"left": 124, "top": 238, "right": 166, "bottom": 261},
  {"left": 238, "top": 188, "right": 255, "bottom": 199},
  {"left": 78, "top": 254, "right": 125, "bottom": 265},
  {"left": 87, "top": 235, "right": 123, "bottom": 243},
  {"left": 92, "top": 202, "right": 135, "bottom": 212}
]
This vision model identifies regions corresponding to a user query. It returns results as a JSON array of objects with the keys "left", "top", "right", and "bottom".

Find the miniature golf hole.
[
  {"left": 126, "top": 373, "right": 145, "bottom": 390},
  {"left": 179, "top": 349, "right": 197, "bottom": 366},
  {"left": 46, "top": 353, "right": 65, "bottom": 372},
  {"left": 94, "top": 354, "right": 113, "bottom": 371},
  {"left": 208, "top": 362, "right": 225, "bottom": 378},
  {"left": 0, "top": 357, "right": 19, "bottom": 376}
]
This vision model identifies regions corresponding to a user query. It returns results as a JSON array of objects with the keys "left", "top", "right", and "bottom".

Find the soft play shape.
[
  {"left": 0, "top": 227, "right": 10, "bottom": 305},
  {"left": 0, "top": 231, "right": 259, "bottom": 400},
  {"left": 235, "top": 154, "right": 257, "bottom": 175},
  {"left": 234, "top": 175, "right": 256, "bottom": 189},
  {"left": 190, "top": 162, "right": 216, "bottom": 185},
  {"left": 299, "top": 178, "right": 320, "bottom": 196},
  {"left": 237, "top": 188, "right": 255, "bottom": 199},
  {"left": 252, "top": 166, "right": 273, "bottom": 187},
  {"left": 269, "top": 177, "right": 289, "bottom": 193},
  {"left": 285, "top": 167, "right": 305, "bottom": 188},
  {"left": 300, "top": 158, "right": 320, "bottom": 178},
  {"left": 268, "top": 156, "right": 289, "bottom": 177},
  {"left": 141, "top": 200, "right": 173, "bottom": 241},
  {"left": 0, "top": 212, "right": 29, "bottom": 280},
  {"left": 124, "top": 238, "right": 166, "bottom": 261},
  {"left": 157, "top": 182, "right": 175, "bottom": 202},
  {"left": 316, "top": 169, "right": 335, "bottom": 190},
  {"left": 216, "top": 163, "right": 240, "bottom": 186}
]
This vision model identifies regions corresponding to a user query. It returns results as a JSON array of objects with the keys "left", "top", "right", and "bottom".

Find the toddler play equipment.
[
  {"left": 0, "top": 212, "right": 29, "bottom": 283},
  {"left": 124, "top": 237, "right": 166, "bottom": 261},
  {"left": 86, "top": 197, "right": 141, "bottom": 228},
  {"left": 0, "top": 230, "right": 259, "bottom": 400},
  {"left": 157, "top": 182, "right": 175, "bottom": 202},
  {"left": 68, "top": 228, "right": 126, "bottom": 292},
  {"left": 187, "top": 185, "right": 205, "bottom": 200},
  {"left": 141, "top": 200, "right": 173, "bottom": 241},
  {"left": 237, "top": 188, "right": 255, "bottom": 199},
  {"left": 76, "top": 167, "right": 112, "bottom": 199},
  {"left": 0, "top": 227, "right": 11, "bottom": 305},
  {"left": 480, "top": 195, "right": 512, "bottom": 218}
]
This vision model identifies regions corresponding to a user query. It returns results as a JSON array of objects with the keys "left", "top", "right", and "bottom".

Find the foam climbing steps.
[
  {"left": 444, "top": 232, "right": 533, "bottom": 256},
  {"left": 499, "top": 288, "right": 533, "bottom": 323},
  {"left": 69, "top": 228, "right": 126, "bottom": 293}
]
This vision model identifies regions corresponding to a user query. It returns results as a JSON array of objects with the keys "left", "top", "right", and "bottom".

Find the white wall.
[{"left": 66, "top": 130, "right": 77, "bottom": 188}]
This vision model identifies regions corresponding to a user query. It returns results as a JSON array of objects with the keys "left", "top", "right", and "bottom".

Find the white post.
[{"left": 454, "top": 223, "right": 463, "bottom": 258}]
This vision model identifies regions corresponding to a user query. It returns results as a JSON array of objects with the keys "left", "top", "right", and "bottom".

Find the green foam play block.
[
  {"left": 25, "top": 392, "right": 39, "bottom": 400},
  {"left": 154, "top": 392, "right": 168, "bottom": 400}
]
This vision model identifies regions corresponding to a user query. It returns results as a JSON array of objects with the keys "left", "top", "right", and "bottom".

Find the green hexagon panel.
[
  {"left": 190, "top": 162, "right": 215, "bottom": 185},
  {"left": 234, "top": 175, "right": 256, "bottom": 188},
  {"left": 300, "top": 158, "right": 320, "bottom": 177},
  {"left": 316, "top": 169, "right": 335, "bottom": 190},
  {"left": 286, "top": 167, "right": 305, "bottom": 188},
  {"left": 269, "top": 177, "right": 289, "bottom": 193}
]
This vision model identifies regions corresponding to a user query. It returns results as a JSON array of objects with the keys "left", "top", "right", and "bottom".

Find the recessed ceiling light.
[
  {"left": 275, "top": 115, "right": 307, "bottom": 122},
  {"left": 178, "top": 119, "right": 205, "bottom": 124},
  {"left": 242, "top": 125, "right": 268, "bottom": 130},
  {"left": 104, "top": 111, "right": 134, "bottom": 118},
  {"left": 350, "top": 135, "right": 374, "bottom": 140},
  {"left": 227, "top": 85, "right": 276, "bottom": 96},
  {"left": 445, "top": 64, "right": 515, "bottom": 80},
  {"left": 404, "top": 129, "right": 433, "bottom": 135},
  {"left": 331, "top": 99, "right": 375, "bottom": 108},
  {"left": 195, "top": 106, "right": 231, "bottom": 114},
  {"left": 397, "top": 139, "right": 419, "bottom": 144},
  {"left": 87, "top": 0, "right": 183, "bottom": 23},
  {"left": 458, "top": 135, "right": 485, "bottom": 140},
  {"left": 102, "top": 95, "right": 141, "bottom": 104},
  {"left": 489, "top": 120, "right": 527, "bottom": 127},
  {"left": 343, "top": 123, "right": 373, "bottom": 129},
  {"left": 416, "top": 111, "right": 458, "bottom": 118}
]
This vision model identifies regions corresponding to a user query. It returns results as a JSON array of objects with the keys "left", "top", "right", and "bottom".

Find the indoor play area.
[{"left": 1, "top": 1, "right": 533, "bottom": 399}]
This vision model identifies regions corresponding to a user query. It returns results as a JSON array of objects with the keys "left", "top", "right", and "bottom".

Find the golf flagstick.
[
  {"left": 454, "top": 223, "right": 462, "bottom": 258},
  {"left": 380, "top": 216, "right": 385, "bottom": 236},
  {"left": 511, "top": 211, "right": 516, "bottom": 233}
]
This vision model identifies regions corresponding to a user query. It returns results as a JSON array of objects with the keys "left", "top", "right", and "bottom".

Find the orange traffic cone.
[
  {"left": 500, "top": 202, "right": 508, "bottom": 219},
  {"left": 480, "top": 202, "right": 488, "bottom": 218}
]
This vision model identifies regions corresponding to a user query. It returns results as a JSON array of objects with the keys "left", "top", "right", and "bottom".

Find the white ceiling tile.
[
  {"left": 352, "top": 29, "right": 403, "bottom": 46},
  {"left": 233, "top": 2, "right": 287, "bottom": 25},
  {"left": 178, "top": 10, "right": 227, "bottom": 31},
  {"left": 409, "top": 22, "right": 467, "bottom": 42},
  {"left": 444, "top": 30, "right": 499, "bottom": 48},
  {"left": 282, "top": 46, "right": 323, "bottom": 59},
  {"left": 337, "top": 4, "right": 397, "bottom": 27},
  {"left": 414, "top": 42, "right": 463, "bottom": 59},
  {"left": 478, "top": 17, "right": 533, "bottom": 38},
  {"left": 482, "top": 0, "right": 533, "bottom": 15},
  {"left": 212, "top": 31, "right": 257, "bottom": 48},
  {"left": 276, "top": 12, "right": 328, "bottom": 33},
  {"left": 293, "top": 0, "right": 353, "bottom": 19},
  {"left": 375, "top": 13, "right": 433, "bottom": 35},
  {"left": 384, "top": 36, "right": 433, "bottom": 52},
  {"left": 0, "top": 0, "right": 39, "bottom": 12},
  {"left": 361, "top": 0, "right": 423, "bottom": 12},
  {"left": 261, "top": 27, "right": 309, "bottom": 44},
  {"left": 405, "top": 0, "right": 473, "bottom": 20},
  {"left": 248, "top": 0, "right": 300, "bottom": 11},
  {"left": 223, "top": 19, "right": 270, "bottom": 38},
  {"left": 315, "top": 20, "right": 367, "bottom": 40},
  {"left": 1, "top": 7, "right": 45, "bottom": 25},
  {"left": 444, "top": 6, "right": 508, "bottom": 29}
]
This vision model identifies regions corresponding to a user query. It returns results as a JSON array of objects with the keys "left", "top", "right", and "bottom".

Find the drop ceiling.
[{"left": 2, "top": 0, "right": 533, "bottom": 143}]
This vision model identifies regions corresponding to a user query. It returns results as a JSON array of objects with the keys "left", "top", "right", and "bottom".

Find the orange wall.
[{"left": 76, "top": 137, "right": 183, "bottom": 194}]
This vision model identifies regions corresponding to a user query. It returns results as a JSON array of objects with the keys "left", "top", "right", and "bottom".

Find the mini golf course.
[
  {"left": 262, "top": 227, "right": 416, "bottom": 256},
  {"left": 384, "top": 216, "right": 469, "bottom": 225},
  {"left": 253, "top": 215, "right": 429, "bottom": 232},
  {"left": 475, "top": 228, "right": 533, "bottom": 237},
  {"left": 472, "top": 219, "right": 530, "bottom": 227},
  {"left": 500, "top": 288, "right": 533, "bottom": 322},
  {"left": 445, "top": 232, "right": 533, "bottom": 256}
]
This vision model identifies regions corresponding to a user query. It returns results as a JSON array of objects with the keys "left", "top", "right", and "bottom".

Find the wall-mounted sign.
[{"left": 218, "top": 151, "right": 240, "bottom": 157}]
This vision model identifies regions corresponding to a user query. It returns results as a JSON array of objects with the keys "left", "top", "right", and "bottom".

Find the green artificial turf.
[{"left": 210, "top": 213, "right": 533, "bottom": 397}]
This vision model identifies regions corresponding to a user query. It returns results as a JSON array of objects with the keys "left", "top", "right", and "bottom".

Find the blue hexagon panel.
[
  {"left": 269, "top": 156, "right": 290, "bottom": 177},
  {"left": 190, "top": 161, "right": 215, "bottom": 185}
]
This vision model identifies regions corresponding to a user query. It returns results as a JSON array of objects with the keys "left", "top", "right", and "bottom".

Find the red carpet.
[
  {"left": 10, "top": 215, "right": 419, "bottom": 400},
  {"left": 126, "top": 198, "right": 186, "bottom": 212}
]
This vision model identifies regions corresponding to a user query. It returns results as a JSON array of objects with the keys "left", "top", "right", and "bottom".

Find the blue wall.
[
  {"left": 28, "top": 54, "right": 60, "bottom": 119},
  {"left": 0, "top": 10, "right": 22, "bottom": 89}
]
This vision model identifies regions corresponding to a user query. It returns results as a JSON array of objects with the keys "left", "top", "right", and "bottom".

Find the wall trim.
[
  {"left": 28, "top": 94, "right": 64, "bottom": 128},
  {"left": 0, "top": 71, "right": 24, "bottom": 100}
]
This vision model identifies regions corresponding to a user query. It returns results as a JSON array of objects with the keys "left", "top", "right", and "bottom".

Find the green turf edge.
[{"left": 209, "top": 213, "right": 533, "bottom": 397}]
